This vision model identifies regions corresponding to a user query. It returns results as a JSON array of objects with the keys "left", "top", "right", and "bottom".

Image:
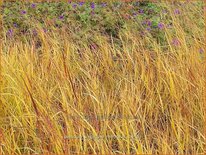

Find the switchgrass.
[{"left": 0, "top": 1, "right": 205, "bottom": 154}]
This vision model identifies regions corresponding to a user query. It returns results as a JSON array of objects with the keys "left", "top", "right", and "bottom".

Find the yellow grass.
[{"left": 0, "top": 1, "right": 205, "bottom": 154}]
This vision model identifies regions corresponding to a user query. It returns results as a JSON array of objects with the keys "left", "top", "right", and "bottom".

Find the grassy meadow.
[{"left": 0, "top": 1, "right": 205, "bottom": 154}]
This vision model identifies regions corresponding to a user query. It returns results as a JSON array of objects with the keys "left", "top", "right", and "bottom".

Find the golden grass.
[{"left": 0, "top": 1, "right": 205, "bottom": 154}]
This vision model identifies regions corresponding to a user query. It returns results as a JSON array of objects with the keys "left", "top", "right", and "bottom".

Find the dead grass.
[{"left": 0, "top": 1, "right": 205, "bottom": 154}]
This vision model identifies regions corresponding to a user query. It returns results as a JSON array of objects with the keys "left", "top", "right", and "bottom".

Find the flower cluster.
[{"left": 4, "top": 0, "right": 200, "bottom": 49}]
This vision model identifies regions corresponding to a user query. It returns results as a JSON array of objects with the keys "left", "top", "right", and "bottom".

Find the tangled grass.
[{"left": 0, "top": 1, "right": 205, "bottom": 154}]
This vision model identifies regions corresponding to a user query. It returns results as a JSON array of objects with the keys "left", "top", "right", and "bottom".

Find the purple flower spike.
[
  {"left": 158, "top": 22, "right": 164, "bottom": 29},
  {"left": 21, "top": 10, "right": 26, "bottom": 14},
  {"left": 31, "top": 3, "right": 36, "bottom": 8},
  {"left": 172, "top": 38, "right": 180, "bottom": 46}
]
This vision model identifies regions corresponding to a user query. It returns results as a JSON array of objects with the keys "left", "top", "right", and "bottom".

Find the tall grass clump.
[{"left": 0, "top": 1, "right": 205, "bottom": 154}]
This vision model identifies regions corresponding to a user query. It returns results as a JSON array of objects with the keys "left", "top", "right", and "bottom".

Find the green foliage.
[{"left": 2, "top": 1, "right": 204, "bottom": 48}]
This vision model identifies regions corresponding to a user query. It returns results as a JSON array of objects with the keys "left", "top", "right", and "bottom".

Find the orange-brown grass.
[{"left": 0, "top": 2, "right": 205, "bottom": 154}]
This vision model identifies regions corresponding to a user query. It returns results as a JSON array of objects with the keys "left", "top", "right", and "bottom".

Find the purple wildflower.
[
  {"left": 147, "top": 20, "right": 152, "bottom": 26},
  {"left": 146, "top": 27, "right": 151, "bottom": 31},
  {"left": 21, "top": 10, "right": 26, "bottom": 14},
  {"left": 7, "top": 29, "right": 13, "bottom": 37},
  {"left": 139, "top": 9, "right": 144, "bottom": 14},
  {"left": 101, "top": 3, "right": 107, "bottom": 7},
  {"left": 79, "top": 2, "right": 84, "bottom": 6},
  {"left": 8, "top": 29, "right": 13, "bottom": 33},
  {"left": 172, "top": 38, "right": 180, "bottom": 46},
  {"left": 158, "top": 22, "right": 164, "bottom": 29},
  {"left": 72, "top": 4, "right": 77, "bottom": 9},
  {"left": 13, "top": 23, "right": 18, "bottom": 27},
  {"left": 59, "top": 15, "right": 64, "bottom": 19},
  {"left": 133, "top": 12, "right": 137, "bottom": 16},
  {"left": 91, "top": 2, "right": 95, "bottom": 9},
  {"left": 142, "top": 20, "right": 151, "bottom": 27},
  {"left": 31, "top": 3, "right": 36, "bottom": 8},
  {"left": 142, "top": 20, "right": 147, "bottom": 25}
]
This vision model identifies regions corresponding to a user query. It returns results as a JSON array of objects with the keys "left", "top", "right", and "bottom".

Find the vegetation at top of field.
[{"left": 2, "top": 1, "right": 205, "bottom": 50}]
